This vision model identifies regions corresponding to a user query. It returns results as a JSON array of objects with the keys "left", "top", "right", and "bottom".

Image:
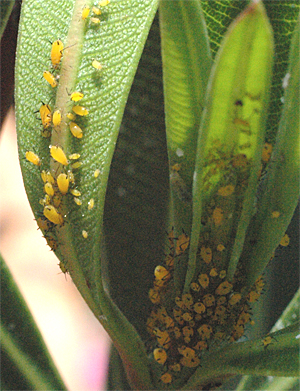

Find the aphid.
[
  {"left": 51, "top": 39, "right": 64, "bottom": 68},
  {"left": 43, "top": 205, "right": 64, "bottom": 225},
  {"left": 228, "top": 293, "right": 242, "bottom": 305},
  {"left": 92, "top": 59, "right": 103, "bottom": 71},
  {"left": 163, "top": 316, "right": 174, "bottom": 329},
  {"left": 69, "top": 153, "right": 81, "bottom": 160},
  {"left": 182, "top": 312, "right": 193, "bottom": 322},
  {"left": 197, "top": 324, "right": 213, "bottom": 340},
  {"left": 88, "top": 198, "right": 95, "bottom": 210},
  {"left": 194, "top": 341, "right": 208, "bottom": 351},
  {"left": 262, "top": 335, "right": 276, "bottom": 349},
  {"left": 58, "top": 261, "right": 68, "bottom": 274},
  {"left": 271, "top": 211, "right": 280, "bottom": 218},
  {"left": 217, "top": 244, "right": 225, "bottom": 252},
  {"left": 218, "top": 185, "right": 234, "bottom": 197},
  {"left": 262, "top": 143, "right": 273, "bottom": 163},
  {"left": 70, "top": 91, "right": 84, "bottom": 102},
  {"left": 280, "top": 233, "right": 290, "bottom": 247},
  {"left": 182, "top": 293, "right": 193, "bottom": 309},
  {"left": 39, "top": 103, "right": 52, "bottom": 128},
  {"left": 212, "top": 207, "right": 224, "bottom": 226},
  {"left": 90, "top": 17, "right": 100, "bottom": 24},
  {"left": 149, "top": 288, "right": 160, "bottom": 304},
  {"left": 50, "top": 145, "right": 69, "bottom": 166},
  {"left": 200, "top": 246, "right": 212, "bottom": 264},
  {"left": 198, "top": 273, "right": 209, "bottom": 289},
  {"left": 154, "top": 265, "right": 170, "bottom": 282},
  {"left": 81, "top": 5, "right": 90, "bottom": 20},
  {"left": 41, "top": 170, "right": 55, "bottom": 184},
  {"left": 193, "top": 302, "right": 205, "bottom": 314},
  {"left": 52, "top": 109, "right": 62, "bottom": 127},
  {"left": 72, "top": 105, "right": 89, "bottom": 116},
  {"left": 178, "top": 347, "right": 200, "bottom": 368},
  {"left": 215, "top": 281, "right": 233, "bottom": 295},
  {"left": 247, "top": 290, "right": 260, "bottom": 303},
  {"left": 160, "top": 373, "right": 172, "bottom": 384},
  {"left": 219, "top": 270, "right": 226, "bottom": 279},
  {"left": 53, "top": 195, "right": 61, "bottom": 208},
  {"left": 173, "top": 308, "right": 184, "bottom": 325},
  {"left": 57, "top": 173, "right": 69, "bottom": 195},
  {"left": 153, "top": 348, "right": 167, "bottom": 365},
  {"left": 67, "top": 170, "right": 75, "bottom": 183},
  {"left": 70, "top": 189, "right": 81, "bottom": 197},
  {"left": 66, "top": 112, "right": 76, "bottom": 120},
  {"left": 99, "top": 0, "right": 110, "bottom": 6},
  {"left": 25, "top": 151, "right": 41, "bottom": 166},
  {"left": 39, "top": 195, "right": 51, "bottom": 206},
  {"left": 44, "top": 182, "right": 55, "bottom": 197},
  {"left": 176, "top": 232, "right": 190, "bottom": 254},
  {"left": 153, "top": 328, "right": 171, "bottom": 349},
  {"left": 71, "top": 161, "right": 82, "bottom": 169},
  {"left": 73, "top": 197, "right": 82, "bottom": 206},
  {"left": 202, "top": 294, "right": 215, "bottom": 307},
  {"left": 209, "top": 268, "right": 218, "bottom": 277},
  {"left": 36, "top": 217, "right": 52, "bottom": 231},
  {"left": 69, "top": 121, "right": 83, "bottom": 138},
  {"left": 169, "top": 363, "right": 181, "bottom": 372},
  {"left": 45, "top": 235, "right": 58, "bottom": 251},
  {"left": 191, "top": 282, "right": 200, "bottom": 292},
  {"left": 82, "top": 230, "right": 88, "bottom": 238},
  {"left": 92, "top": 6, "right": 101, "bottom": 15},
  {"left": 43, "top": 71, "right": 57, "bottom": 87},
  {"left": 94, "top": 169, "right": 100, "bottom": 178}
]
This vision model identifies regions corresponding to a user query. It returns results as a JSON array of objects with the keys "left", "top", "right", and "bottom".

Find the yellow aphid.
[
  {"left": 209, "top": 268, "right": 218, "bottom": 277},
  {"left": 51, "top": 39, "right": 64, "bottom": 68},
  {"left": 153, "top": 348, "right": 167, "bottom": 365},
  {"left": 218, "top": 185, "right": 235, "bottom": 197},
  {"left": 59, "top": 262, "right": 68, "bottom": 274},
  {"left": 272, "top": 211, "right": 280, "bottom": 218},
  {"left": 92, "top": 6, "right": 101, "bottom": 15},
  {"left": 212, "top": 207, "right": 224, "bottom": 225},
  {"left": 248, "top": 290, "right": 260, "bottom": 303},
  {"left": 182, "top": 312, "right": 193, "bottom": 322},
  {"left": 219, "top": 270, "right": 226, "bottom": 279},
  {"left": 71, "top": 161, "right": 82, "bottom": 169},
  {"left": 154, "top": 265, "right": 170, "bottom": 282},
  {"left": 99, "top": 0, "right": 110, "bottom": 6},
  {"left": 66, "top": 112, "right": 76, "bottom": 120},
  {"left": 50, "top": 145, "right": 68, "bottom": 165},
  {"left": 81, "top": 5, "right": 90, "bottom": 20},
  {"left": 194, "top": 341, "right": 208, "bottom": 351},
  {"left": 43, "top": 205, "right": 64, "bottom": 225},
  {"left": 90, "top": 17, "right": 100, "bottom": 24},
  {"left": 92, "top": 59, "right": 103, "bottom": 70},
  {"left": 173, "top": 308, "right": 183, "bottom": 324},
  {"left": 280, "top": 233, "right": 290, "bottom": 247},
  {"left": 149, "top": 288, "right": 160, "bottom": 304},
  {"left": 197, "top": 324, "right": 213, "bottom": 340},
  {"left": 176, "top": 232, "right": 190, "bottom": 254},
  {"left": 200, "top": 246, "right": 212, "bottom": 264},
  {"left": 25, "top": 151, "right": 41, "bottom": 166},
  {"left": 69, "top": 121, "right": 83, "bottom": 139},
  {"left": 70, "top": 91, "right": 84, "bottom": 102},
  {"left": 217, "top": 244, "right": 225, "bottom": 252},
  {"left": 44, "top": 171, "right": 55, "bottom": 184},
  {"left": 229, "top": 293, "right": 242, "bottom": 305},
  {"left": 43, "top": 71, "right": 57, "bottom": 87},
  {"left": 153, "top": 328, "right": 171, "bottom": 349},
  {"left": 194, "top": 302, "right": 205, "bottom": 314},
  {"left": 217, "top": 296, "right": 226, "bottom": 305},
  {"left": 44, "top": 182, "right": 54, "bottom": 197},
  {"left": 215, "top": 281, "right": 233, "bottom": 295},
  {"left": 202, "top": 294, "right": 215, "bottom": 307},
  {"left": 182, "top": 293, "right": 193, "bottom": 309},
  {"left": 69, "top": 153, "right": 81, "bottom": 160},
  {"left": 178, "top": 347, "right": 200, "bottom": 368},
  {"left": 57, "top": 173, "right": 69, "bottom": 195},
  {"left": 160, "top": 373, "right": 172, "bottom": 384},
  {"left": 88, "top": 198, "right": 95, "bottom": 210},
  {"left": 72, "top": 105, "right": 89, "bottom": 116},
  {"left": 262, "top": 335, "right": 274, "bottom": 348},
  {"left": 191, "top": 282, "right": 200, "bottom": 292},
  {"left": 52, "top": 109, "right": 62, "bottom": 127},
  {"left": 40, "top": 103, "right": 52, "bottom": 128},
  {"left": 45, "top": 235, "right": 58, "bottom": 251},
  {"left": 82, "top": 230, "right": 88, "bottom": 238},
  {"left": 262, "top": 143, "right": 273, "bottom": 163},
  {"left": 39, "top": 195, "right": 51, "bottom": 206},
  {"left": 74, "top": 197, "right": 82, "bottom": 206},
  {"left": 183, "top": 325, "right": 194, "bottom": 338},
  {"left": 198, "top": 273, "right": 209, "bottom": 289},
  {"left": 169, "top": 363, "right": 181, "bottom": 372},
  {"left": 70, "top": 189, "right": 81, "bottom": 197},
  {"left": 163, "top": 316, "right": 174, "bottom": 329},
  {"left": 94, "top": 169, "right": 100, "bottom": 178},
  {"left": 67, "top": 170, "right": 75, "bottom": 183},
  {"left": 36, "top": 217, "right": 52, "bottom": 231}
]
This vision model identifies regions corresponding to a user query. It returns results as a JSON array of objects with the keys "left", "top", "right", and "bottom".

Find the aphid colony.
[
  {"left": 147, "top": 229, "right": 265, "bottom": 385},
  {"left": 24, "top": 1, "right": 110, "bottom": 265}
]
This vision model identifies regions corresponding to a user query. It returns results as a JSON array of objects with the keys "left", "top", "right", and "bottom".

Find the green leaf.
[
  {"left": 187, "top": 0, "right": 274, "bottom": 289},
  {"left": 241, "top": 15, "right": 300, "bottom": 288},
  {"left": 159, "top": 0, "right": 212, "bottom": 291},
  {"left": 183, "top": 322, "right": 300, "bottom": 390},
  {"left": 0, "top": 254, "right": 67, "bottom": 391},
  {"left": 15, "top": 1, "right": 159, "bottom": 388}
]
